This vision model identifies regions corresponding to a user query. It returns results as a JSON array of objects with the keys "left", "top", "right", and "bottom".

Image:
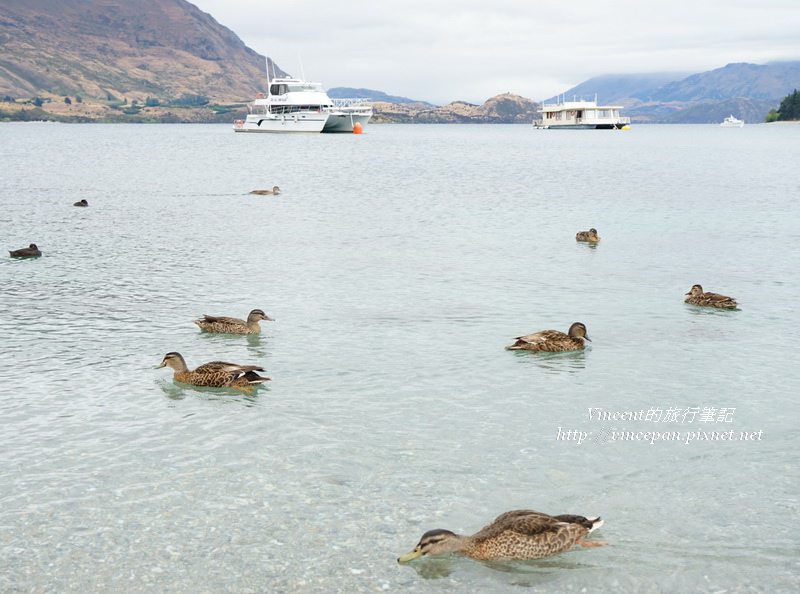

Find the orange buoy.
[{"left": 353, "top": 122, "right": 363, "bottom": 134}]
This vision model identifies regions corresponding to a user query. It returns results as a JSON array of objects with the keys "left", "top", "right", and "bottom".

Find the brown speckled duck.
[
  {"left": 9, "top": 243, "right": 42, "bottom": 258},
  {"left": 505, "top": 322, "right": 591, "bottom": 352},
  {"left": 398, "top": 510, "right": 605, "bottom": 562},
  {"left": 73, "top": 199, "right": 88, "bottom": 207},
  {"left": 575, "top": 228, "right": 600, "bottom": 242},
  {"left": 250, "top": 186, "right": 281, "bottom": 195},
  {"left": 155, "top": 352, "right": 270, "bottom": 391},
  {"left": 194, "top": 309, "right": 274, "bottom": 334},
  {"left": 684, "top": 285, "right": 739, "bottom": 309}
]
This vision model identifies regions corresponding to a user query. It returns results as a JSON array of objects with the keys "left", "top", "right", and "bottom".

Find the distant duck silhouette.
[
  {"left": 9, "top": 243, "right": 42, "bottom": 258},
  {"left": 575, "top": 228, "right": 600, "bottom": 242},
  {"left": 194, "top": 309, "right": 274, "bottom": 335},
  {"left": 250, "top": 186, "right": 281, "bottom": 195},
  {"left": 684, "top": 284, "right": 739, "bottom": 309},
  {"left": 73, "top": 199, "right": 88, "bottom": 207},
  {"left": 505, "top": 322, "right": 591, "bottom": 352}
]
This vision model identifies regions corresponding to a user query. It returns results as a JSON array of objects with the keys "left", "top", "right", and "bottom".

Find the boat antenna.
[{"left": 298, "top": 56, "right": 305, "bottom": 81}]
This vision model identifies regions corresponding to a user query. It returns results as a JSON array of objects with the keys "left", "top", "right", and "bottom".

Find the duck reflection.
[
  {"left": 401, "top": 554, "right": 595, "bottom": 583},
  {"left": 509, "top": 349, "right": 587, "bottom": 373},
  {"left": 155, "top": 378, "right": 264, "bottom": 406}
]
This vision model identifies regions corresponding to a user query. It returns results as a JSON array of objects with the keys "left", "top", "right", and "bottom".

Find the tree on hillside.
[{"left": 777, "top": 89, "right": 800, "bottom": 121}]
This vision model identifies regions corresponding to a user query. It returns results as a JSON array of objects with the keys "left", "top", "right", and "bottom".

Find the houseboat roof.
[{"left": 538, "top": 99, "right": 624, "bottom": 112}]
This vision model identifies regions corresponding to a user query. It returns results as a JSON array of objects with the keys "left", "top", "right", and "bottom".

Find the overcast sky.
[{"left": 190, "top": 0, "right": 800, "bottom": 105}]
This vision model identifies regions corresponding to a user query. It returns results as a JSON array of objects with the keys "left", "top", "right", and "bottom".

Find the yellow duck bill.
[{"left": 397, "top": 548, "right": 423, "bottom": 563}]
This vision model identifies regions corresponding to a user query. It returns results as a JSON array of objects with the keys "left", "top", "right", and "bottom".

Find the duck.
[
  {"left": 194, "top": 309, "right": 274, "bottom": 334},
  {"left": 9, "top": 243, "right": 42, "bottom": 258},
  {"left": 398, "top": 510, "right": 606, "bottom": 562},
  {"left": 684, "top": 284, "right": 739, "bottom": 309},
  {"left": 575, "top": 228, "right": 600, "bottom": 242},
  {"left": 155, "top": 352, "right": 270, "bottom": 391},
  {"left": 73, "top": 199, "right": 88, "bottom": 207},
  {"left": 505, "top": 322, "right": 591, "bottom": 352},
  {"left": 249, "top": 186, "right": 281, "bottom": 195}
]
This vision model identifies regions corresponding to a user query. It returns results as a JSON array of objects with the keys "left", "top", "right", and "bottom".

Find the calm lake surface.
[{"left": 1, "top": 122, "right": 798, "bottom": 593}]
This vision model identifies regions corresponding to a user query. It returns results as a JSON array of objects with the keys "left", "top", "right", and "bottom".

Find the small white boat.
[
  {"left": 720, "top": 115, "right": 744, "bottom": 127},
  {"left": 234, "top": 76, "right": 372, "bottom": 134},
  {"left": 534, "top": 95, "right": 630, "bottom": 130}
]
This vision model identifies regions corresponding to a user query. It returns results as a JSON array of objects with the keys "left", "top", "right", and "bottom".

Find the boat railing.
[{"left": 327, "top": 98, "right": 373, "bottom": 114}]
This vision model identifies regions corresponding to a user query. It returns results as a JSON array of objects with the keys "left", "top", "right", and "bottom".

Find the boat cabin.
[{"left": 535, "top": 96, "right": 630, "bottom": 129}]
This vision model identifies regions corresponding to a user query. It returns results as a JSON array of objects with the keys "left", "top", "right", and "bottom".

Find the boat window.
[
  {"left": 286, "top": 84, "right": 325, "bottom": 93},
  {"left": 268, "top": 104, "right": 331, "bottom": 114},
  {"left": 270, "top": 84, "right": 289, "bottom": 95}
]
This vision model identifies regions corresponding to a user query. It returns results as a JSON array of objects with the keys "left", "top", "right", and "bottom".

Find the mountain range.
[
  {"left": 1, "top": 0, "right": 798, "bottom": 123},
  {"left": 590, "top": 61, "right": 800, "bottom": 123}
]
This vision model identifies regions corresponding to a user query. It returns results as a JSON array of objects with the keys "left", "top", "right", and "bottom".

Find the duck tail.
[{"left": 587, "top": 517, "right": 604, "bottom": 532}]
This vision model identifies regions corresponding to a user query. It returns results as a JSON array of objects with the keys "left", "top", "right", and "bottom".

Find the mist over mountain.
[
  {"left": 634, "top": 62, "right": 800, "bottom": 102},
  {"left": 545, "top": 72, "right": 692, "bottom": 104}
]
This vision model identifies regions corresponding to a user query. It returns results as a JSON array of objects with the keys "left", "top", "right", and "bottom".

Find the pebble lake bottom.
[{"left": 0, "top": 122, "right": 797, "bottom": 593}]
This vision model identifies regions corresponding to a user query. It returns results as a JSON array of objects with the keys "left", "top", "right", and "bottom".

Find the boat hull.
[
  {"left": 540, "top": 123, "right": 628, "bottom": 130},
  {"left": 322, "top": 113, "right": 372, "bottom": 133},
  {"left": 234, "top": 113, "right": 329, "bottom": 133}
]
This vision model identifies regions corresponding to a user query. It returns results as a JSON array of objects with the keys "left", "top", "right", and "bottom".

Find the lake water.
[{"left": 1, "top": 122, "right": 798, "bottom": 593}]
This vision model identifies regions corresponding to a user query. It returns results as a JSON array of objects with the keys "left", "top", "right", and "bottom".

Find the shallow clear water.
[{"left": 1, "top": 122, "right": 798, "bottom": 593}]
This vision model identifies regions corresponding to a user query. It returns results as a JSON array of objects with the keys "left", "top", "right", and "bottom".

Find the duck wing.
[
  {"left": 194, "top": 361, "right": 265, "bottom": 376},
  {"left": 473, "top": 510, "right": 560, "bottom": 540},
  {"left": 199, "top": 315, "right": 246, "bottom": 325},
  {"left": 513, "top": 330, "right": 567, "bottom": 344},
  {"left": 704, "top": 292, "right": 736, "bottom": 303}
]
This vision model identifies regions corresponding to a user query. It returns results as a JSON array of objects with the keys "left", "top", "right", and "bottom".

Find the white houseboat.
[
  {"left": 234, "top": 76, "right": 372, "bottom": 134},
  {"left": 534, "top": 96, "right": 630, "bottom": 129}
]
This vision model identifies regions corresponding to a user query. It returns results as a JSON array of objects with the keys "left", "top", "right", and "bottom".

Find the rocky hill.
[
  {"left": 372, "top": 93, "right": 540, "bottom": 124},
  {"left": 0, "top": 0, "right": 285, "bottom": 103}
]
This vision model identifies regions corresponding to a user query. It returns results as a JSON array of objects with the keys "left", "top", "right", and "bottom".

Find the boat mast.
[{"left": 266, "top": 57, "right": 274, "bottom": 97}]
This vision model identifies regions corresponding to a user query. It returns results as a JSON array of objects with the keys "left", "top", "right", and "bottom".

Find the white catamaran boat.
[
  {"left": 720, "top": 115, "right": 744, "bottom": 127},
  {"left": 534, "top": 95, "right": 630, "bottom": 129},
  {"left": 233, "top": 76, "right": 372, "bottom": 133}
]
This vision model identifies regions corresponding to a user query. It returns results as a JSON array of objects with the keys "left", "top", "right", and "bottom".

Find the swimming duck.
[
  {"left": 398, "top": 510, "right": 605, "bottom": 562},
  {"left": 9, "top": 243, "right": 42, "bottom": 258},
  {"left": 155, "top": 352, "right": 270, "bottom": 390},
  {"left": 684, "top": 284, "right": 739, "bottom": 309},
  {"left": 250, "top": 186, "right": 281, "bottom": 195},
  {"left": 575, "top": 228, "right": 600, "bottom": 242},
  {"left": 505, "top": 322, "right": 591, "bottom": 352},
  {"left": 194, "top": 309, "right": 274, "bottom": 334},
  {"left": 73, "top": 199, "right": 88, "bottom": 207}
]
